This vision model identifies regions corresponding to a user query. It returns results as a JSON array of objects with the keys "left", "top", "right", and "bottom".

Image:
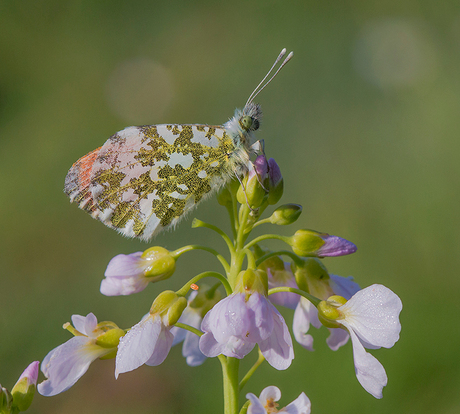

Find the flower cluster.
[{"left": 27, "top": 156, "right": 402, "bottom": 414}]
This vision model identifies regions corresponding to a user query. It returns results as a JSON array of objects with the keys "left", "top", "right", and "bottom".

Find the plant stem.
[{"left": 220, "top": 356, "right": 240, "bottom": 414}]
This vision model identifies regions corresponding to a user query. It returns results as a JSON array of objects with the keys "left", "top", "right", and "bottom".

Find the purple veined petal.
[
  {"left": 199, "top": 332, "right": 224, "bottom": 358},
  {"left": 259, "top": 385, "right": 281, "bottom": 404},
  {"left": 326, "top": 327, "right": 350, "bottom": 351},
  {"left": 339, "top": 284, "right": 402, "bottom": 349},
  {"left": 267, "top": 265, "right": 300, "bottom": 310},
  {"left": 180, "top": 311, "right": 206, "bottom": 366},
  {"left": 247, "top": 293, "right": 274, "bottom": 342},
  {"left": 145, "top": 326, "right": 174, "bottom": 366},
  {"left": 100, "top": 274, "right": 150, "bottom": 296},
  {"left": 329, "top": 275, "right": 361, "bottom": 300},
  {"left": 104, "top": 252, "right": 143, "bottom": 277},
  {"left": 203, "top": 294, "right": 251, "bottom": 343},
  {"left": 38, "top": 336, "right": 107, "bottom": 396},
  {"left": 281, "top": 392, "right": 311, "bottom": 414},
  {"left": 293, "top": 299, "right": 315, "bottom": 351},
  {"left": 71, "top": 314, "right": 95, "bottom": 335},
  {"left": 259, "top": 307, "right": 294, "bottom": 370},
  {"left": 115, "top": 316, "right": 161, "bottom": 378},
  {"left": 17, "top": 361, "right": 40, "bottom": 385},
  {"left": 246, "top": 392, "right": 267, "bottom": 414},
  {"left": 343, "top": 323, "right": 388, "bottom": 399},
  {"left": 316, "top": 235, "right": 357, "bottom": 257}
]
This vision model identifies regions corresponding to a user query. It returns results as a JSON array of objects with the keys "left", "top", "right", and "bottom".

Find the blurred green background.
[{"left": 1, "top": 1, "right": 460, "bottom": 413}]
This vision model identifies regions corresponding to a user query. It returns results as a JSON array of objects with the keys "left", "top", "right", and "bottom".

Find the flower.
[
  {"left": 116, "top": 291, "right": 186, "bottom": 377},
  {"left": 199, "top": 270, "right": 294, "bottom": 370},
  {"left": 38, "top": 313, "right": 124, "bottom": 396},
  {"left": 318, "top": 284, "right": 402, "bottom": 398},
  {"left": 171, "top": 287, "right": 221, "bottom": 367},
  {"left": 100, "top": 247, "right": 176, "bottom": 296},
  {"left": 8, "top": 361, "right": 40, "bottom": 412},
  {"left": 289, "top": 229, "right": 357, "bottom": 258},
  {"left": 246, "top": 386, "right": 311, "bottom": 414}
]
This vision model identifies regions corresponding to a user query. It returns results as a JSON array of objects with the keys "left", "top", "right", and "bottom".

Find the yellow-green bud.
[
  {"left": 166, "top": 296, "right": 187, "bottom": 326},
  {"left": 189, "top": 287, "right": 222, "bottom": 318},
  {"left": 269, "top": 204, "right": 302, "bottom": 225},
  {"left": 317, "top": 296, "right": 347, "bottom": 328},
  {"left": 10, "top": 361, "right": 39, "bottom": 413},
  {"left": 294, "top": 258, "right": 332, "bottom": 298},
  {"left": 0, "top": 385, "right": 12, "bottom": 414},
  {"left": 142, "top": 247, "right": 176, "bottom": 281},
  {"left": 235, "top": 269, "right": 268, "bottom": 296},
  {"left": 237, "top": 155, "right": 269, "bottom": 209},
  {"left": 289, "top": 229, "right": 327, "bottom": 257}
]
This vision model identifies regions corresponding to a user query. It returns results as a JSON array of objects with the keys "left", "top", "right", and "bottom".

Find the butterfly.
[{"left": 64, "top": 49, "right": 293, "bottom": 241}]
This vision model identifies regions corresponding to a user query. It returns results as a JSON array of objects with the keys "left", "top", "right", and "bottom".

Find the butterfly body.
[{"left": 65, "top": 103, "right": 261, "bottom": 241}]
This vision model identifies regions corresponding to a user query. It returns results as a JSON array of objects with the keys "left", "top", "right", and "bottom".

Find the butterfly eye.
[
  {"left": 239, "top": 115, "right": 253, "bottom": 131},
  {"left": 251, "top": 118, "right": 260, "bottom": 131}
]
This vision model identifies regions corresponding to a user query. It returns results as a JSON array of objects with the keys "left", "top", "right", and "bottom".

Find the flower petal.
[
  {"left": 115, "top": 316, "right": 161, "bottom": 378},
  {"left": 246, "top": 392, "right": 267, "bottom": 414},
  {"left": 247, "top": 293, "right": 274, "bottom": 342},
  {"left": 259, "top": 307, "right": 294, "bottom": 370},
  {"left": 281, "top": 392, "right": 311, "bottom": 414},
  {"left": 38, "top": 337, "right": 106, "bottom": 396},
  {"left": 100, "top": 274, "right": 149, "bottom": 296},
  {"left": 345, "top": 324, "right": 388, "bottom": 398},
  {"left": 329, "top": 275, "right": 360, "bottom": 299},
  {"left": 145, "top": 326, "right": 173, "bottom": 366},
  {"left": 326, "top": 327, "right": 349, "bottom": 351},
  {"left": 104, "top": 252, "right": 143, "bottom": 277},
  {"left": 293, "top": 299, "right": 315, "bottom": 351},
  {"left": 339, "top": 284, "right": 402, "bottom": 349},
  {"left": 259, "top": 385, "right": 281, "bottom": 403}
]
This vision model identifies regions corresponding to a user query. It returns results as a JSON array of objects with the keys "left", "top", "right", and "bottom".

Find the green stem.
[
  {"left": 176, "top": 271, "right": 232, "bottom": 297},
  {"left": 192, "top": 219, "right": 235, "bottom": 256},
  {"left": 268, "top": 286, "right": 322, "bottom": 307},
  {"left": 172, "top": 245, "right": 230, "bottom": 274},
  {"left": 242, "top": 249, "right": 256, "bottom": 270},
  {"left": 220, "top": 356, "right": 240, "bottom": 414},
  {"left": 255, "top": 250, "right": 304, "bottom": 267},
  {"left": 239, "top": 350, "right": 265, "bottom": 391},
  {"left": 243, "top": 234, "right": 291, "bottom": 250},
  {"left": 237, "top": 204, "right": 251, "bottom": 250},
  {"left": 173, "top": 322, "right": 203, "bottom": 337}
]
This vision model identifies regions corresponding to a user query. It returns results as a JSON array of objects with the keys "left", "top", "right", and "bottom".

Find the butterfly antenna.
[{"left": 245, "top": 48, "right": 294, "bottom": 107}]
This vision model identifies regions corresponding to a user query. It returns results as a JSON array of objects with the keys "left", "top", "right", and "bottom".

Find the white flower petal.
[
  {"left": 199, "top": 332, "right": 224, "bottom": 358},
  {"left": 247, "top": 293, "right": 274, "bottom": 342},
  {"left": 71, "top": 313, "right": 96, "bottom": 336},
  {"left": 326, "top": 327, "right": 349, "bottom": 351},
  {"left": 38, "top": 337, "right": 106, "bottom": 396},
  {"left": 259, "top": 385, "right": 281, "bottom": 403},
  {"left": 145, "top": 327, "right": 174, "bottom": 366},
  {"left": 345, "top": 324, "right": 388, "bottom": 399},
  {"left": 339, "top": 284, "right": 402, "bottom": 349},
  {"left": 259, "top": 307, "right": 294, "bottom": 370},
  {"left": 115, "top": 316, "right": 161, "bottom": 378},
  {"left": 104, "top": 252, "right": 143, "bottom": 277},
  {"left": 281, "top": 392, "right": 311, "bottom": 414},
  {"left": 100, "top": 274, "right": 149, "bottom": 296},
  {"left": 246, "top": 392, "right": 267, "bottom": 414},
  {"left": 293, "top": 299, "right": 315, "bottom": 351}
]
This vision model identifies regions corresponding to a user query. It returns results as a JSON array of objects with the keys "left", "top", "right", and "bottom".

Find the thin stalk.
[
  {"left": 220, "top": 356, "right": 240, "bottom": 414},
  {"left": 172, "top": 245, "right": 230, "bottom": 274},
  {"left": 239, "top": 351, "right": 265, "bottom": 391},
  {"left": 176, "top": 271, "right": 232, "bottom": 297}
]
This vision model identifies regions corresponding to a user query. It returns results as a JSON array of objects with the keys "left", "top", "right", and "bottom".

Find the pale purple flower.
[
  {"left": 38, "top": 313, "right": 120, "bottom": 396},
  {"left": 199, "top": 292, "right": 294, "bottom": 370},
  {"left": 332, "top": 284, "right": 402, "bottom": 398},
  {"left": 115, "top": 313, "right": 174, "bottom": 378},
  {"left": 170, "top": 291, "right": 206, "bottom": 367},
  {"left": 15, "top": 361, "right": 39, "bottom": 388},
  {"left": 316, "top": 235, "right": 357, "bottom": 257},
  {"left": 101, "top": 247, "right": 175, "bottom": 296},
  {"left": 293, "top": 275, "right": 360, "bottom": 351},
  {"left": 246, "top": 386, "right": 311, "bottom": 414},
  {"left": 267, "top": 262, "right": 299, "bottom": 310}
]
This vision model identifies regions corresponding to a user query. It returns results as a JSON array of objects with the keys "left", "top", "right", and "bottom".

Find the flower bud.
[
  {"left": 11, "top": 361, "right": 39, "bottom": 412},
  {"left": 150, "top": 291, "right": 187, "bottom": 326},
  {"left": 317, "top": 296, "right": 347, "bottom": 328},
  {"left": 267, "top": 158, "right": 283, "bottom": 205},
  {"left": 235, "top": 269, "right": 268, "bottom": 296},
  {"left": 142, "top": 247, "right": 176, "bottom": 281},
  {"left": 189, "top": 286, "right": 222, "bottom": 318},
  {"left": 269, "top": 204, "right": 302, "bottom": 225},
  {"left": 237, "top": 155, "right": 269, "bottom": 208},
  {"left": 94, "top": 322, "right": 125, "bottom": 351},
  {"left": 1, "top": 384, "right": 12, "bottom": 414},
  {"left": 289, "top": 229, "right": 357, "bottom": 257},
  {"left": 293, "top": 258, "right": 335, "bottom": 300}
]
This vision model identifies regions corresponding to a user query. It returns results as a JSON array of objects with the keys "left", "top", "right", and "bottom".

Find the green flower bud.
[
  {"left": 237, "top": 155, "right": 269, "bottom": 209},
  {"left": 189, "top": 286, "right": 222, "bottom": 318},
  {"left": 267, "top": 158, "right": 284, "bottom": 205},
  {"left": 317, "top": 295, "right": 347, "bottom": 328},
  {"left": 269, "top": 204, "right": 302, "bottom": 225},
  {"left": 150, "top": 290, "right": 187, "bottom": 326},
  {"left": 235, "top": 269, "right": 268, "bottom": 296},
  {"left": 11, "top": 362, "right": 39, "bottom": 412},
  {"left": 290, "top": 229, "right": 327, "bottom": 257},
  {"left": 0, "top": 385, "right": 12, "bottom": 414},
  {"left": 293, "top": 258, "right": 332, "bottom": 298},
  {"left": 166, "top": 296, "right": 187, "bottom": 326},
  {"left": 142, "top": 247, "right": 176, "bottom": 281}
]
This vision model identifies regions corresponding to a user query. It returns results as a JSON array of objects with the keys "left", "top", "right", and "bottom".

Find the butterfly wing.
[{"left": 65, "top": 124, "right": 237, "bottom": 240}]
